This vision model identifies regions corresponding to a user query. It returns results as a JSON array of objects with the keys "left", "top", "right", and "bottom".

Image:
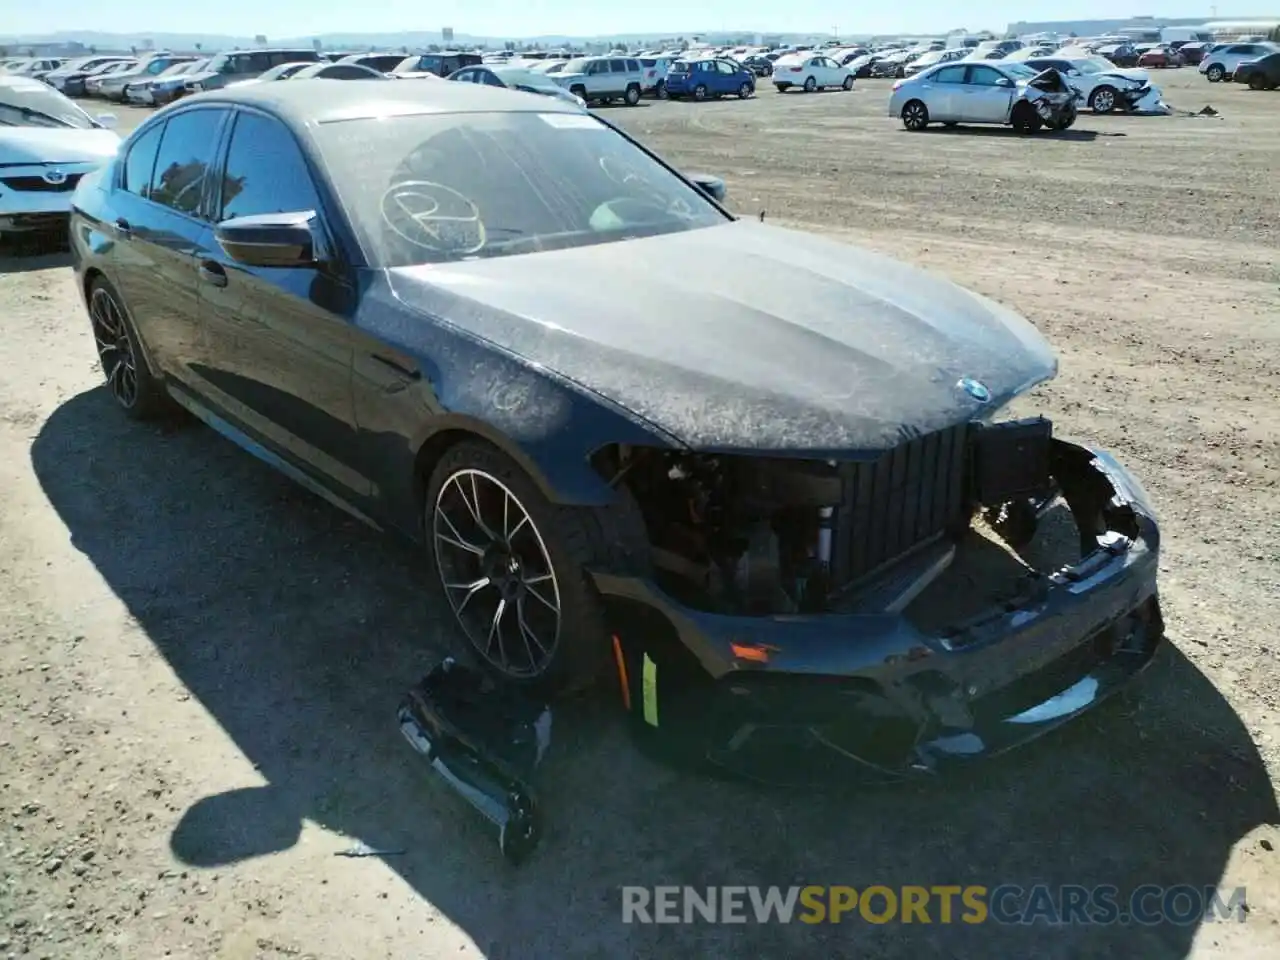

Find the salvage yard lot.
[{"left": 1, "top": 70, "right": 1277, "bottom": 959}]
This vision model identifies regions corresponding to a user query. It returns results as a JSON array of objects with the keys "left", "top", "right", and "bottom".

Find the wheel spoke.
[
  {"left": 524, "top": 581, "right": 558, "bottom": 615},
  {"left": 444, "top": 576, "right": 490, "bottom": 615},
  {"left": 487, "top": 597, "right": 507, "bottom": 659},
  {"left": 516, "top": 597, "right": 548, "bottom": 659},
  {"left": 436, "top": 507, "right": 485, "bottom": 556}
]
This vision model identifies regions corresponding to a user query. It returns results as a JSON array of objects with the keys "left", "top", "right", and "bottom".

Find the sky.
[{"left": 6, "top": 1, "right": 1276, "bottom": 39}]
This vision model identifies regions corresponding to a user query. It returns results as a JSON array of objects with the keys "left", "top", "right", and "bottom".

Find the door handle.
[
  {"left": 114, "top": 217, "right": 131, "bottom": 236},
  {"left": 370, "top": 353, "right": 421, "bottom": 380},
  {"left": 198, "top": 260, "right": 228, "bottom": 287}
]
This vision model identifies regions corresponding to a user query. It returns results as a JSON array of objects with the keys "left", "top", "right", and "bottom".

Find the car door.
[
  {"left": 195, "top": 108, "right": 367, "bottom": 499},
  {"left": 922, "top": 64, "right": 968, "bottom": 119},
  {"left": 107, "top": 106, "right": 230, "bottom": 390},
  {"left": 962, "top": 65, "right": 1016, "bottom": 122},
  {"left": 821, "top": 57, "right": 842, "bottom": 84}
]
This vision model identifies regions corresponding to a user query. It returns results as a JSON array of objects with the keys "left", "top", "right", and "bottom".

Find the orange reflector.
[
  {"left": 730, "top": 642, "right": 773, "bottom": 663},
  {"left": 612, "top": 635, "right": 631, "bottom": 711}
]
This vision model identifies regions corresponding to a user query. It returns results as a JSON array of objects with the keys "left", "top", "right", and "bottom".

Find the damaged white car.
[
  {"left": 890, "top": 61, "right": 1081, "bottom": 133},
  {"left": 1021, "top": 55, "right": 1161, "bottom": 113}
]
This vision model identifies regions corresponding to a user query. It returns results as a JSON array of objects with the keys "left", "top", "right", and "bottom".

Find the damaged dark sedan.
[{"left": 68, "top": 80, "right": 1163, "bottom": 781}]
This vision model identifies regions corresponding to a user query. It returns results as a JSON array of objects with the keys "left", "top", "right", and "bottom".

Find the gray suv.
[
  {"left": 190, "top": 48, "right": 323, "bottom": 91},
  {"left": 553, "top": 55, "right": 645, "bottom": 105}
]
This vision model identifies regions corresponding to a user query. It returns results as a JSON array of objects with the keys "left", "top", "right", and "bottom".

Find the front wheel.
[
  {"left": 654, "top": 79, "right": 667, "bottom": 99},
  {"left": 842, "top": 75, "right": 854, "bottom": 90},
  {"left": 803, "top": 76, "right": 816, "bottom": 92},
  {"left": 738, "top": 81, "right": 752, "bottom": 98},
  {"left": 426, "top": 440, "right": 643, "bottom": 696},
  {"left": 1089, "top": 85, "right": 1118, "bottom": 113},
  {"left": 901, "top": 99, "right": 929, "bottom": 131},
  {"left": 1011, "top": 101, "right": 1043, "bottom": 134}
]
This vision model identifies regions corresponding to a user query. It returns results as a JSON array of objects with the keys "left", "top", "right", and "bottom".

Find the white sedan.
[
  {"left": 772, "top": 53, "right": 855, "bottom": 93},
  {"left": 0, "top": 77, "right": 119, "bottom": 238}
]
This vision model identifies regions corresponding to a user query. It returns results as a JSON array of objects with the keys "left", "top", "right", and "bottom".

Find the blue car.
[{"left": 664, "top": 57, "right": 755, "bottom": 100}]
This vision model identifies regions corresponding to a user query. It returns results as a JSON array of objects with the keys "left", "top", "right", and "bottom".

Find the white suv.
[
  {"left": 1199, "top": 42, "right": 1279, "bottom": 81},
  {"left": 553, "top": 55, "right": 645, "bottom": 106}
]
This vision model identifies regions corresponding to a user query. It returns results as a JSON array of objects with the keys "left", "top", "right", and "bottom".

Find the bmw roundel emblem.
[{"left": 958, "top": 378, "right": 991, "bottom": 403}]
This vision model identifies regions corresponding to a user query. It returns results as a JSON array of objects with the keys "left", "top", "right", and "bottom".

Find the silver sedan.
[{"left": 888, "top": 61, "right": 1079, "bottom": 133}]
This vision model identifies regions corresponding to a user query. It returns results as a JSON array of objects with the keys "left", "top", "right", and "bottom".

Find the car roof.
[{"left": 183, "top": 76, "right": 581, "bottom": 125}]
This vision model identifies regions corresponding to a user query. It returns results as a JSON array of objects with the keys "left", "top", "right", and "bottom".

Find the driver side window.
[
  {"left": 967, "top": 66, "right": 1004, "bottom": 86},
  {"left": 219, "top": 111, "right": 322, "bottom": 225}
]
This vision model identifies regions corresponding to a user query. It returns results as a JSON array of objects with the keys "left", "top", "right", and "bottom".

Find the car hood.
[
  {"left": 0, "top": 127, "right": 120, "bottom": 165},
  {"left": 1100, "top": 67, "right": 1149, "bottom": 83},
  {"left": 386, "top": 221, "right": 1057, "bottom": 453}
]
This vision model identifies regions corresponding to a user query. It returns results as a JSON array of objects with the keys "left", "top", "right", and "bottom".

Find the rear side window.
[
  {"left": 626, "top": 59, "right": 639, "bottom": 71},
  {"left": 149, "top": 108, "right": 225, "bottom": 218},
  {"left": 219, "top": 112, "right": 321, "bottom": 222},
  {"left": 121, "top": 122, "right": 163, "bottom": 197},
  {"left": 609, "top": 59, "right": 626, "bottom": 72}
]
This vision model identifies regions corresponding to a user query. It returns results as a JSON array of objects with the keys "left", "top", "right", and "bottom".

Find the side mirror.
[
  {"left": 95, "top": 112, "right": 118, "bottom": 129},
  {"left": 995, "top": 77, "right": 1014, "bottom": 87},
  {"left": 215, "top": 211, "right": 317, "bottom": 268},
  {"left": 688, "top": 172, "right": 727, "bottom": 203}
]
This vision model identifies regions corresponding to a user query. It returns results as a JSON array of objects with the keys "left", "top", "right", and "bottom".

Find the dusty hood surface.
[
  {"left": 388, "top": 221, "right": 1057, "bottom": 453},
  {"left": 0, "top": 127, "right": 120, "bottom": 165}
]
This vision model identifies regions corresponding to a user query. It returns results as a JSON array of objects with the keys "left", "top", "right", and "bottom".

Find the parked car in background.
[
  {"left": 96, "top": 54, "right": 198, "bottom": 102},
  {"left": 393, "top": 51, "right": 483, "bottom": 78},
  {"left": 1096, "top": 43, "right": 1140, "bottom": 67},
  {"left": 772, "top": 53, "right": 855, "bottom": 92},
  {"left": 1022, "top": 56, "right": 1151, "bottom": 113},
  {"left": 1199, "top": 41, "right": 1279, "bottom": 81},
  {"left": 336, "top": 53, "right": 408, "bottom": 75},
  {"left": 890, "top": 61, "right": 1078, "bottom": 133},
  {"left": 637, "top": 57, "right": 674, "bottom": 97},
  {"left": 0, "top": 76, "right": 119, "bottom": 239},
  {"left": 188, "top": 48, "right": 323, "bottom": 92},
  {"left": 741, "top": 54, "right": 774, "bottom": 77},
  {"left": 44, "top": 57, "right": 133, "bottom": 94},
  {"left": 1233, "top": 51, "right": 1280, "bottom": 89},
  {"left": 291, "top": 62, "right": 391, "bottom": 81},
  {"left": 227, "top": 62, "right": 316, "bottom": 86},
  {"left": 123, "top": 60, "right": 207, "bottom": 105},
  {"left": 552, "top": 55, "right": 645, "bottom": 106},
  {"left": 445, "top": 65, "right": 586, "bottom": 107},
  {"left": 871, "top": 51, "right": 915, "bottom": 77},
  {"left": 1177, "top": 41, "right": 1208, "bottom": 65},
  {"left": 904, "top": 47, "right": 968, "bottom": 78},
  {"left": 84, "top": 62, "right": 140, "bottom": 98},
  {"left": 1137, "top": 45, "right": 1183, "bottom": 68},
  {"left": 6, "top": 59, "right": 63, "bottom": 79},
  {"left": 153, "top": 63, "right": 220, "bottom": 105},
  {"left": 528, "top": 60, "right": 569, "bottom": 75},
  {"left": 664, "top": 58, "right": 756, "bottom": 100}
]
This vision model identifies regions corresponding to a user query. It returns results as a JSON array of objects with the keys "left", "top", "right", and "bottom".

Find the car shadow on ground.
[
  {"left": 31, "top": 386, "right": 1279, "bottom": 959},
  {"left": 924, "top": 126, "right": 1117, "bottom": 142},
  {"left": 0, "top": 234, "right": 72, "bottom": 274}
]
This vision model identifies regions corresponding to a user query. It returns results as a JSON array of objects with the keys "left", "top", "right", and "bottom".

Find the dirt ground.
[{"left": 1, "top": 70, "right": 1277, "bottom": 959}]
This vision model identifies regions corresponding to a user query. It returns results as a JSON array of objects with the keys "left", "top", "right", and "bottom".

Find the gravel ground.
[{"left": 0, "top": 71, "right": 1277, "bottom": 959}]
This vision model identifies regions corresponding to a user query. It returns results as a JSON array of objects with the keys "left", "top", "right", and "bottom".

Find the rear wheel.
[
  {"left": 842, "top": 75, "right": 854, "bottom": 90},
  {"left": 426, "top": 439, "right": 645, "bottom": 696},
  {"left": 87, "top": 278, "right": 173, "bottom": 420},
  {"left": 570, "top": 84, "right": 587, "bottom": 102},
  {"left": 901, "top": 99, "right": 929, "bottom": 130},
  {"left": 1206, "top": 63, "right": 1225, "bottom": 82},
  {"left": 738, "top": 81, "right": 752, "bottom": 98},
  {"left": 693, "top": 83, "right": 708, "bottom": 101},
  {"left": 623, "top": 83, "right": 641, "bottom": 106},
  {"left": 774, "top": 83, "right": 790, "bottom": 92},
  {"left": 654, "top": 79, "right": 667, "bottom": 99},
  {"left": 1248, "top": 74, "right": 1266, "bottom": 90}
]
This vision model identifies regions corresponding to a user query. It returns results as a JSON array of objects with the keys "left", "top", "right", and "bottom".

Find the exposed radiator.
[{"left": 833, "top": 423, "right": 972, "bottom": 588}]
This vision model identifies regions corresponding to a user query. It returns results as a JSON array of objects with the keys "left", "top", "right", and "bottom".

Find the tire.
[
  {"left": 738, "top": 81, "right": 752, "bottom": 98},
  {"left": 569, "top": 85, "right": 587, "bottom": 102},
  {"left": 1048, "top": 106, "right": 1077, "bottom": 131},
  {"left": 842, "top": 75, "right": 854, "bottom": 90},
  {"left": 623, "top": 83, "right": 641, "bottom": 106},
  {"left": 1011, "top": 101, "right": 1043, "bottom": 134},
  {"left": 425, "top": 439, "right": 647, "bottom": 696},
  {"left": 803, "top": 76, "right": 816, "bottom": 92},
  {"left": 1206, "top": 64, "right": 1224, "bottom": 82},
  {"left": 86, "top": 277, "right": 173, "bottom": 421},
  {"left": 654, "top": 79, "right": 667, "bottom": 99},
  {"left": 895, "top": 65, "right": 905, "bottom": 78},
  {"left": 1248, "top": 74, "right": 1265, "bottom": 90},
  {"left": 693, "top": 83, "right": 708, "bottom": 101},
  {"left": 901, "top": 99, "right": 929, "bottom": 131},
  {"left": 1089, "top": 85, "right": 1118, "bottom": 113},
  {"left": 774, "top": 83, "right": 789, "bottom": 92}
]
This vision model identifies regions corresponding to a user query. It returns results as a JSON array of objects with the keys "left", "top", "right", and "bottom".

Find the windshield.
[
  {"left": 1077, "top": 58, "right": 1112, "bottom": 74},
  {"left": 314, "top": 110, "right": 728, "bottom": 268},
  {"left": 1001, "top": 63, "right": 1039, "bottom": 79},
  {"left": 560, "top": 58, "right": 592, "bottom": 74},
  {"left": 0, "top": 77, "right": 97, "bottom": 128},
  {"left": 492, "top": 68, "right": 549, "bottom": 87}
]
